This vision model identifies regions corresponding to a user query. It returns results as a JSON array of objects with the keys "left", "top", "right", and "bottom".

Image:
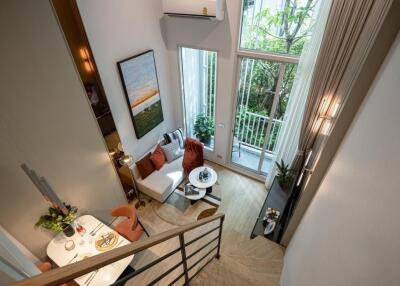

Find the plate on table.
[{"left": 95, "top": 231, "right": 119, "bottom": 252}]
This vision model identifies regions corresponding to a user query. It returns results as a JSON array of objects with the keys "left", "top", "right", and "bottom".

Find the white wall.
[
  {"left": 77, "top": 0, "right": 243, "bottom": 165},
  {"left": 0, "top": 0, "right": 126, "bottom": 259},
  {"left": 77, "top": 0, "right": 179, "bottom": 160},
  {"left": 163, "top": 0, "right": 241, "bottom": 163},
  {"left": 280, "top": 33, "right": 400, "bottom": 286}
]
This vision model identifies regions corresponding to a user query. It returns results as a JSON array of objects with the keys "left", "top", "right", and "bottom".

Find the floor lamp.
[{"left": 119, "top": 154, "right": 146, "bottom": 210}]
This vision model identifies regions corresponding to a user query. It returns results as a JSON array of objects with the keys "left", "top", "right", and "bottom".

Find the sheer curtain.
[
  {"left": 265, "top": 0, "right": 332, "bottom": 188},
  {"left": 181, "top": 48, "right": 203, "bottom": 138}
]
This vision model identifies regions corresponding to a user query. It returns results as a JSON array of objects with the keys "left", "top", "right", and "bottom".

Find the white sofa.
[{"left": 131, "top": 150, "right": 185, "bottom": 203}]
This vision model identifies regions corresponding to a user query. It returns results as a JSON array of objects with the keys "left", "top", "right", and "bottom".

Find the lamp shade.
[{"left": 119, "top": 154, "right": 133, "bottom": 166}]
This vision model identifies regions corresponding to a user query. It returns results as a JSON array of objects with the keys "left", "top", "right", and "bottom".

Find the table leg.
[{"left": 206, "top": 186, "right": 212, "bottom": 194}]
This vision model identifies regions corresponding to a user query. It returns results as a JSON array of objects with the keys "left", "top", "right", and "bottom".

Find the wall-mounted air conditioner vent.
[{"left": 162, "top": 0, "right": 225, "bottom": 21}]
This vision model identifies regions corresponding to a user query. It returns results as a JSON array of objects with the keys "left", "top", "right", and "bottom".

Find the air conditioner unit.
[{"left": 162, "top": 0, "right": 225, "bottom": 21}]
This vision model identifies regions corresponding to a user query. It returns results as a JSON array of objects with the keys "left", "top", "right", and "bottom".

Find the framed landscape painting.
[{"left": 117, "top": 50, "right": 164, "bottom": 139}]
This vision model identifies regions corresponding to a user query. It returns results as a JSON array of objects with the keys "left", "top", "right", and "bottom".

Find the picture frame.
[{"left": 117, "top": 50, "right": 164, "bottom": 139}]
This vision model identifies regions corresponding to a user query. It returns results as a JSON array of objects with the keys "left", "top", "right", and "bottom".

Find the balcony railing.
[{"left": 236, "top": 111, "right": 283, "bottom": 154}]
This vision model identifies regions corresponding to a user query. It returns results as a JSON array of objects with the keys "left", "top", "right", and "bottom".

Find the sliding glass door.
[
  {"left": 231, "top": 58, "right": 297, "bottom": 175},
  {"left": 179, "top": 47, "right": 217, "bottom": 150}
]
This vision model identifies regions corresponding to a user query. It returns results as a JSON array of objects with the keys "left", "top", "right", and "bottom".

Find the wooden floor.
[{"left": 125, "top": 161, "right": 284, "bottom": 286}]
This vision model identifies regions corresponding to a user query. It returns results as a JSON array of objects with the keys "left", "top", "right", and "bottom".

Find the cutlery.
[
  {"left": 66, "top": 253, "right": 79, "bottom": 264},
  {"left": 85, "top": 269, "right": 99, "bottom": 285},
  {"left": 91, "top": 224, "right": 104, "bottom": 236},
  {"left": 89, "top": 222, "right": 103, "bottom": 235}
]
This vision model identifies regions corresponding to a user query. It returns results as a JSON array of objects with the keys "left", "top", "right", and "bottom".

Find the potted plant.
[
  {"left": 35, "top": 204, "right": 78, "bottom": 237},
  {"left": 275, "top": 159, "right": 293, "bottom": 191},
  {"left": 193, "top": 114, "right": 214, "bottom": 145}
]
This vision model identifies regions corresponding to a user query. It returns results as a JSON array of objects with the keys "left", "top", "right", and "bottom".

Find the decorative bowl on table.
[{"left": 95, "top": 231, "right": 119, "bottom": 252}]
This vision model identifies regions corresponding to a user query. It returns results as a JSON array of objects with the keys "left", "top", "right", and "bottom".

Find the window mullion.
[
  {"left": 237, "top": 49, "right": 299, "bottom": 64},
  {"left": 257, "top": 63, "right": 286, "bottom": 173}
]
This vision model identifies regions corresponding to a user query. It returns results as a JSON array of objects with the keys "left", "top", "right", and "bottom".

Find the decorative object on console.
[
  {"left": 263, "top": 208, "right": 280, "bottom": 236},
  {"left": 150, "top": 144, "right": 166, "bottom": 170},
  {"left": 265, "top": 207, "right": 280, "bottom": 221},
  {"left": 193, "top": 114, "right": 214, "bottom": 145},
  {"left": 117, "top": 50, "right": 164, "bottom": 139},
  {"left": 275, "top": 159, "right": 294, "bottom": 191},
  {"left": 161, "top": 139, "right": 184, "bottom": 163},
  {"left": 182, "top": 138, "right": 204, "bottom": 174},
  {"left": 251, "top": 177, "right": 289, "bottom": 242},
  {"left": 119, "top": 154, "right": 146, "bottom": 209}
]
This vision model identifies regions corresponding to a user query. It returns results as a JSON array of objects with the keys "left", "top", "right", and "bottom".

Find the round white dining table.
[{"left": 46, "top": 215, "right": 133, "bottom": 286}]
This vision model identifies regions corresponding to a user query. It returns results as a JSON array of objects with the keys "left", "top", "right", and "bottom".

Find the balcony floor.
[{"left": 231, "top": 146, "right": 273, "bottom": 175}]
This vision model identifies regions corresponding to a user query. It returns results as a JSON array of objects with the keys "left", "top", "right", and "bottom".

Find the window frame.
[
  {"left": 178, "top": 45, "right": 219, "bottom": 152},
  {"left": 228, "top": 0, "right": 303, "bottom": 176}
]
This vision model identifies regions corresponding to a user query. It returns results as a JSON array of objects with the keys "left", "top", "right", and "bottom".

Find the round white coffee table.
[{"left": 189, "top": 166, "right": 218, "bottom": 193}]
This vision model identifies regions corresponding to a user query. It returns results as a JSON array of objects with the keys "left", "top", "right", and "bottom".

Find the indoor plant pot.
[
  {"left": 199, "top": 136, "right": 211, "bottom": 145},
  {"left": 193, "top": 114, "right": 214, "bottom": 146},
  {"left": 275, "top": 159, "right": 294, "bottom": 192}
]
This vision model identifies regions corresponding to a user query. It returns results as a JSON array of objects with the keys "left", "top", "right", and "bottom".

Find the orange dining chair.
[
  {"left": 37, "top": 262, "right": 71, "bottom": 285},
  {"left": 111, "top": 204, "right": 149, "bottom": 242}
]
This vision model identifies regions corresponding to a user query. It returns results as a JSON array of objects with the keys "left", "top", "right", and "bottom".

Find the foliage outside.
[
  {"left": 234, "top": 0, "right": 318, "bottom": 152},
  {"left": 35, "top": 204, "right": 78, "bottom": 233}
]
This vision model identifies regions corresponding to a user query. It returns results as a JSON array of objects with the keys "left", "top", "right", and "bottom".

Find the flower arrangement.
[{"left": 35, "top": 204, "right": 77, "bottom": 233}]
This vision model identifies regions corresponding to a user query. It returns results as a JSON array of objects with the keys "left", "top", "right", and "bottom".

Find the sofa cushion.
[
  {"left": 165, "top": 128, "right": 185, "bottom": 149},
  {"left": 135, "top": 153, "right": 155, "bottom": 179},
  {"left": 161, "top": 140, "right": 184, "bottom": 163},
  {"left": 150, "top": 144, "right": 166, "bottom": 170}
]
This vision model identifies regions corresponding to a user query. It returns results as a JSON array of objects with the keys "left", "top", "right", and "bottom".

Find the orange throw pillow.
[
  {"left": 136, "top": 153, "right": 155, "bottom": 179},
  {"left": 150, "top": 144, "right": 166, "bottom": 170}
]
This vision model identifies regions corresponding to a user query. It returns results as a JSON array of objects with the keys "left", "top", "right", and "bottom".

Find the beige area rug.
[{"left": 151, "top": 174, "right": 221, "bottom": 226}]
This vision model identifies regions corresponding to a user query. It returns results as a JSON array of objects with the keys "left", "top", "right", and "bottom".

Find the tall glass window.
[
  {"left": 179, "top": 47, "right": 217, "bottom": 150},
  {"left": 231, "top": 0, "right": 320, "bottom": 176},
  {"left": 240, "top": 0, "right": 320, "bottom": 55}
]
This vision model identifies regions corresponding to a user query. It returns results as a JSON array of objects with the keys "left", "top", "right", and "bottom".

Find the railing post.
[
  {"left": 179, "top": 234, "right": 190, "bottom": 285},
  {"left": 216, "top": 216, "right": 225, "bottom": 259}
]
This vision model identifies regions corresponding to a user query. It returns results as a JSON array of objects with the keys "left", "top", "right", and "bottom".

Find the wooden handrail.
[{"left": 12, "top": 213, "right": 225, "bottom": 286}]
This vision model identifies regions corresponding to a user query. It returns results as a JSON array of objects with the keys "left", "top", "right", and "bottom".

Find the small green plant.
[
  {"left": 193, "top": 114, "right": 214, "bottom": 144},
  {"left": 35, "top": 204, "right": 77, "bottom": 233},
  {"left": 275, "top": 159, "right": 293, "bottom": 190}
]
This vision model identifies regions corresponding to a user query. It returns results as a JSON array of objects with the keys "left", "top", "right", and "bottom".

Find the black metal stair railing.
[{"left": 111, "top": 214, "right": 225, "bottom": 286}]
